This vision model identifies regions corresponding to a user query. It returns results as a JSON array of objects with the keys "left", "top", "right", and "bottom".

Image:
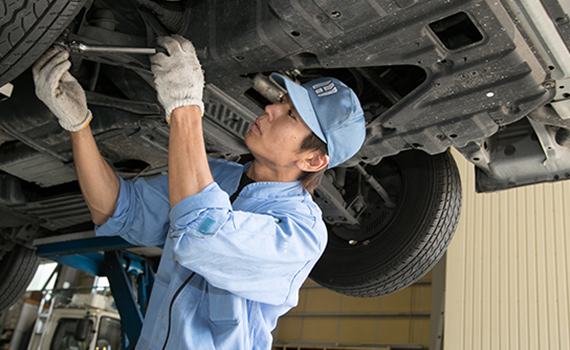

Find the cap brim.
[{"left": 270, "top": 73, "right": 327, "bottom": 144}]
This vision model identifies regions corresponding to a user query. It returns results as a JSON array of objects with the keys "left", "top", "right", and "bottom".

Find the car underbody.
[{"left": 0, "top": 0, "right": 569, "bottom": 305}]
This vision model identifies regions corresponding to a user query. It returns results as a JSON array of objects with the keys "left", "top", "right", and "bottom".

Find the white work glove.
[
  {"left": 32, "top": 46, "right": 92, "bottom": 132},
  {"left": 150, "top": 35, "right": 204, "bottom": 122}
]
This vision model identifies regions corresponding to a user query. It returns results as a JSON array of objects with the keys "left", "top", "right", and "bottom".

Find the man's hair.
[{"left": 298, "top": 133, "right": 328, "bottom": 193}]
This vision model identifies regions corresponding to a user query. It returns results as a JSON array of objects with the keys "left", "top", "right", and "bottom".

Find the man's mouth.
[{"left": 250, "top": 120, "right": 261, "bottom": 134}]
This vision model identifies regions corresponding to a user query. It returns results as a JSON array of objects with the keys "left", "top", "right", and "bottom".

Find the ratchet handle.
[
  {"left": 67, "top": 41, "right": 167, "bottom": 55},
  {"left": 63, "top": 41, "right": 206, "bottom": 59}
]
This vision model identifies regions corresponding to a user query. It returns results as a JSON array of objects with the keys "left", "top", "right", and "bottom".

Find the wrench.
[{"left": 67, "top": 40, "right": 164, "bottom": 55}]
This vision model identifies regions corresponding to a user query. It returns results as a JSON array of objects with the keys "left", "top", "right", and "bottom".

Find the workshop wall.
[
  {"left": 274, "top": 272, "right": 432, "bottom": 348},
  {"left": 445, "top": 150, "right": 570, "bottom": 350}
]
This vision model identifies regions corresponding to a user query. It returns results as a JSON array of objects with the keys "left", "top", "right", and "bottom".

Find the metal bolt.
[
  {"left": 543, "top": 81, "right": 555, "bottom": 89},
  {"left": 348, "top": 240, "right": 358, "bottom": 245}
]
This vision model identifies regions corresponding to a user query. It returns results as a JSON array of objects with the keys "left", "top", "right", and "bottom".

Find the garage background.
[
  {"left": 272, "top": 150, "right": 570, "bottom": 350},
  {"left": 444, "top": 150, "right": 570, "bottom": 350}
]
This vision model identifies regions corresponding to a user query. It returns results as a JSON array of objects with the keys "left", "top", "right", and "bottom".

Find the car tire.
[
  {"left": 0, "top": 244, "right": 40, "bottom": 313},
  {"left": 0, "top": 0, "right": 86, "bottom": 87},
  {"left": 310, "top": 150, "right": 461, "bottom": 297}
]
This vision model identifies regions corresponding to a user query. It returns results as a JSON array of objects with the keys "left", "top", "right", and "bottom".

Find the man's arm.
[
  {"left": 32, "top": 46, "right": 119, "bottom": 226},
  {"left": 69, "top": 126, "right": 119, "bottom": 226},
  {"left": 168, "top": 106, "right": 213, "bottom": 208},
  {"left": 149, "top": 35, "right": 210, "bottom": 208},
  {"left": 169, "top": 195, "right": 327, "bottom": 305}
]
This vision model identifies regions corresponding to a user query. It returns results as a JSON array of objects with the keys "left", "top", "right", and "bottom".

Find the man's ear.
[{"left": 297, "top": 153, "right": 329, "bottom": 172}]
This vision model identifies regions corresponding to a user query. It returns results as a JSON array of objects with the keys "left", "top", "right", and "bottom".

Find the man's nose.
[{"left": 264, "top": 103, "right": 280, "bottom": 122}]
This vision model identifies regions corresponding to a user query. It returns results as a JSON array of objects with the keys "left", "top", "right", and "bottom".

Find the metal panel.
[{"left": 444, "top": 149, "right": 570, "bottom": 350}]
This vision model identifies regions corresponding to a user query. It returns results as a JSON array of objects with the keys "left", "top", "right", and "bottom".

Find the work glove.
[
  {"left": 150, "top": 35, "right": 204, "bottom": 122},
  {"left": 32, "top": 46, "right": 92, "bottom": 132}
]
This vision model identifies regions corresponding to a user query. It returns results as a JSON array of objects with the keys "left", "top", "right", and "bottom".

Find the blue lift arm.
[
  {"left": 35, "top": 236, "right": 155, "bottom": 349},
  {"left": 105, "top": 250, "right": 144, "bottom": 345}
]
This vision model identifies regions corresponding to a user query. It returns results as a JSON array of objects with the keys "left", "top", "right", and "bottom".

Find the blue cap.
[{"left": 271, "top": 73, "right": 366, "bottom": 168}]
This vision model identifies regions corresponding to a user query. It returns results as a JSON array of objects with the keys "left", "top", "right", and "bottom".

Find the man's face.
[{"left": 244, "top": 94, "right": 314, "bottom": 169}]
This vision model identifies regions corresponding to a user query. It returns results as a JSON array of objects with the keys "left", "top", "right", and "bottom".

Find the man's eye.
[{"left": 288, "top": 110, "right": 295, "bottom": 118}]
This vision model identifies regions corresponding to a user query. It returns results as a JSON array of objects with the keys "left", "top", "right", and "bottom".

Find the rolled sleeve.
[
  {"left": 166, "top": 182, "right": 327, "bottom": 305},
  {"left": 171, "top": 207, "right": 326, "bottom": 305},
  {"left": 95, "top": 174, "right": 171, "bottom": 247},
  {"left": 94, "top": 176, "right": 134, "bottom": 237},
  {"left": 169, "top": 182, "right": 232, "bottom": 239}
]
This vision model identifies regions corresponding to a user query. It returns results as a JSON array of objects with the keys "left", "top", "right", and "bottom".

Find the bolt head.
[{"left": 544, "top": 81, "right": 555, "bottom": 89}]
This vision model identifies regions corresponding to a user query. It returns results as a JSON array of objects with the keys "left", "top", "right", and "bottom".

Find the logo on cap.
[{"left": 313, "top": 80, "right": 338, "bottom": 97}]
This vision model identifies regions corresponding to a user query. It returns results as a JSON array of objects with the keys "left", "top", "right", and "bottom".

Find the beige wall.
[
  {"left": 445, "top": 150, "right": 570, "bottom": 350},
  {"left": 274, "top": 273, "right": 432, "bottom": 348}
]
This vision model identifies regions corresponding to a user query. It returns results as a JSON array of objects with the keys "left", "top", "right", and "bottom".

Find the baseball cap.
[{"left": 270, "top": 73, "right": 366, "bottom": 169}]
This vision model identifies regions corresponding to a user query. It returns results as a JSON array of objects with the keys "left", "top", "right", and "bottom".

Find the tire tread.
[
  {"left": 0, "top": 244, "right": 40, "bottom": 313},
  {"left": 316, "top": 151, "right": 462, "bottom": 297},
  {"left": 362, "top": 152, "right": 461, "bottom": 296},
  {"left": 0, "top": 0, "right": 85, "bottom": 87}
]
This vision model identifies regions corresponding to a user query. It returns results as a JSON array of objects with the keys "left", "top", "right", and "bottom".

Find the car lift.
[{"left": 34, "top": 236, "right": 154, "bottom": 349}]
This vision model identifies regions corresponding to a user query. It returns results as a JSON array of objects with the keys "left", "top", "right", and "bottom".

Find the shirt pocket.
[{"left": 208, "top": 285, "right": 244, "bottom": 326}]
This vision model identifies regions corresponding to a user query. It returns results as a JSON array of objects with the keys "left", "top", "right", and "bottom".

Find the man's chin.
[{"left": 244, "top": 132, "right": 255, "bottom": 152}]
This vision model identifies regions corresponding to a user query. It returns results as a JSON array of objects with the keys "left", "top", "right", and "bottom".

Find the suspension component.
[{"left": 355, "top": 164, "right": 396, "bottom": 208}]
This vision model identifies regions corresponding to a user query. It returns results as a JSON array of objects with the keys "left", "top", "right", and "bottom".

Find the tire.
[
  {"left": 310, "top": 150, "right": 461, "bottom": 297},
  {"left": 0, "top": 0, "right": 86, "bottom": 87},
  {"left": 0, "top": 244, "right": 40, "bottom": 313}
]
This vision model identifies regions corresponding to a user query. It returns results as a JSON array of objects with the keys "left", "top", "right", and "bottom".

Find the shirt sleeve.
[
  {"left": 168, "top": 182, "right": 326, "bottom": 306},
  {"left": 95, "top": 175, "right": 170, "bottom": 247}
]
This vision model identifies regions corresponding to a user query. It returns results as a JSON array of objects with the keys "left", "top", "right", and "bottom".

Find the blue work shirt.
[{"left": 95, "top": 159, "right": 328, "bottom": 349}]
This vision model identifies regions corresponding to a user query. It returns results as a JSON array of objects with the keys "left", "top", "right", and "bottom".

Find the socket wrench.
[{"left": 67, "top": 40, "right": 165, "bottom": 55}]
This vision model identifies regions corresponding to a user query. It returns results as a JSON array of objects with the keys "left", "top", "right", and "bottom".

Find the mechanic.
[{"left": 32, "top": 35, "right": 366, "bottom": 349}]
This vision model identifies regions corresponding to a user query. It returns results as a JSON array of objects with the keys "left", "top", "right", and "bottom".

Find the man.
[{"left": 33, "top": 35, "right": 365, "bottom": 349}]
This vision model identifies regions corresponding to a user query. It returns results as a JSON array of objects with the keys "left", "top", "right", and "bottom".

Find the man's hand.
[
  {"left": 33, "top": 46, "right": 92, "bottom": 132},
  {"left": 150, "top": 35, "right": 205, "bottom": 123}
]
